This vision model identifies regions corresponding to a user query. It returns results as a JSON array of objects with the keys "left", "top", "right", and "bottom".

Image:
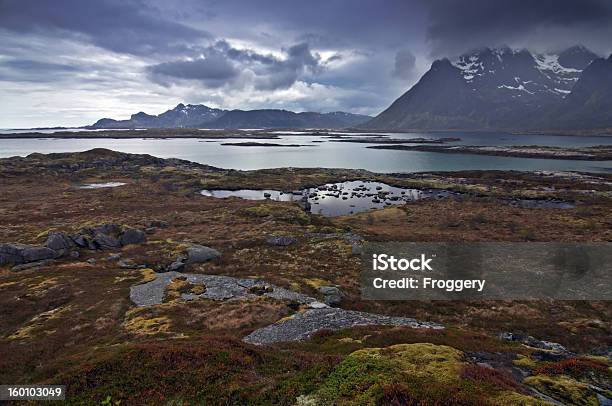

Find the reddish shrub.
[
  {"left": 461, "top": 364, "right": 521, "bottom": 392},
  {"left": 534, "top": 358, "right": 608, "bottom": 378}
]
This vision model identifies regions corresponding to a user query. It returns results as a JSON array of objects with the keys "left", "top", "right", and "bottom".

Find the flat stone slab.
[
  {"left": 243, "top": 307, "right": 443, "bottom": 345},
  {"left": 129, "top": 271, "right": 319, "bottom": 307},
  {"left": 129, "top": 272, "right": 443, "bottom": 345}
]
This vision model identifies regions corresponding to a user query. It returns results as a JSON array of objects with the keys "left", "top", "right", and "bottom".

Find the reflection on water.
[{"left": 201, "top": 181, "right": 574, "bottom": 217}]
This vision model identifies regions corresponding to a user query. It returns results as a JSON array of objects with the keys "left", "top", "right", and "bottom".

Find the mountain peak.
[{"left": 557, "top": 45, "right": 599, "bottom": 70}]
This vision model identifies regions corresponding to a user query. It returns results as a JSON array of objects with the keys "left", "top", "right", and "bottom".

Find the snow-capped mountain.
[
  {"left": 363, "top": 46, "right": 609, "bottom": 130},
  {"left": 91, "top": 103, "right": 226, "bottom": 129},
  {"left": 90, "top": 104, "right": 371, "bottom": 129}
]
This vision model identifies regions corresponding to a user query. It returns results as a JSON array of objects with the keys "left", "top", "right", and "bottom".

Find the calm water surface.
[{"left": 1, "top": 131, "right": 611, "bottom": 173}]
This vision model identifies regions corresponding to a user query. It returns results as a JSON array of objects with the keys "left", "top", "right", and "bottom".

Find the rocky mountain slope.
[
  {"left": 363, "top": 46, "right": 612, "bottom": 131},
  {"left": 90, "top": 103, "right": 371, "bottom": 129}
]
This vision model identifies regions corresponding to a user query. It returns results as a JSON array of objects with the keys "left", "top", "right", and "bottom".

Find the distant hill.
[
  {"left": 362, "top": 45, "right": 612, "bottom": 131},
  {"left": 203, "top": 109, "right": 371, "bottom": 129},
  {"left": 90, "top": 104, "right": 371, "bottom": 129}
]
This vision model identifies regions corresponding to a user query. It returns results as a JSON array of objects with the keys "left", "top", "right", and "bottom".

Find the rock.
[
  {"left": 69, "top": 251, "right": 80, "bottom": 259},
  {"left": 117, "top": 259, "right": 140, "bottom": 269},
  {"left": 11, "top": 259, "right": 54, "bottom": 272},
  {"left": 91, "top": 223, "right": 122, "bottom": 236},
  {"left": 0, "top": 243, "right": 28, "bottom": 265},
  {"left": 167, "top": 260, "right": 185, "bottom": 272},
  {"left": 266, "top": 236, "right": 297, "bottom": 246},
  {"left": 45, "top": 232, "right": 74, "bottom": 252},
  {"left": 86, "top": 258, "right": 96, "bottom": 264},
  {"left": 351, "top": 243, "right": 362, "bottom": 256},
  {"left": 146, "top": 220, "right": 168, "bottom": 228},
  {"left": 319, "top": 285, "right": 344, "bottom": 307},
  {"left": 185, "top": 245, "right": 221, "bottom": 264},
  {"left": 108, "top": 253, "right": 121, "bottom": 260},
  {"left": 499, "top": 332, "right": 568, "bottom": 353},
  {"left": 119, "top": 228, "right": 146, "bottom": 246},
  {"left": 70, "top": 234, "right": 89, "bottom": 248},
  {"left": 21, "top": 246, "right": 57, "bottom": 262},
  {"left": 531, "top": 351, "right": 570, "bottom": 362},
  {"left": 92, "top": 233, "right": 121, "bottom": 249},
  {"left": 145, "top": 227, "right": 157, "bottom": 234}
]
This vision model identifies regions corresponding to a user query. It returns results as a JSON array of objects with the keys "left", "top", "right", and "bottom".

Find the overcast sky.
[{"left": 1, "top": 0, "right": 611, "bottom": 128}]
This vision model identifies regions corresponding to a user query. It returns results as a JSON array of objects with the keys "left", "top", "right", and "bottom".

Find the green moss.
[
  {"left": 313, "top": 343, "right": 463, "bottom": 405},
  {"left": 492, "top": 391, "right": 551, "bottom": 406},
  {"left": 244, "top": 203, "right": 310, "bottom": 225},
  {"left": 524, "top": 375, "right": 599, "bottom": 406},
  {"left": 513, "top": 354, "right": 538, "bottom": 369}
]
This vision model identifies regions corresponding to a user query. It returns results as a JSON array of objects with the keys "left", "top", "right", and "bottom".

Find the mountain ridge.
[
  {"left": 90, "top": 104, "right": 371, "bottom": 129},
  {"left": 362, "top": 45, "right": 611, "bottom": 131}
]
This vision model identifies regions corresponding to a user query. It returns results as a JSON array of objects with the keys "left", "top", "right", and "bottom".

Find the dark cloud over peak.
[
  {"left": 392, "top": 49, "right": 416, "bottom": 79},
  {"left": 424, "top": 0, "right": 612, "bottom": 57}
]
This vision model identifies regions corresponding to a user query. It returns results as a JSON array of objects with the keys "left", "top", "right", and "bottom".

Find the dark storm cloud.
[
  {"left": 148, "top": 40, "right": 323, "bottom": 90},
  {"left": 149, "top": 53, "right": 239, "bottom": 88},
  {"left": 392, "top": 49, "right": 416, "bottom": 79},
  {"left": 0, "top": 0, "right": 210, "bottom": 55},
  {"left": 424, "top": 0, "right": 612, "bottom": 56},
  {"left": 0, "top": 59, "right": 82, "bottom": 83}
]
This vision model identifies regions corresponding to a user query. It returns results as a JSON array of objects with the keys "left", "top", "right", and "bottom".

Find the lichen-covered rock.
[
  {"left": 185, "top": 245, "right": 221, "bottom": 264},
  {"left": 120, "top": 228, "right": 146, "bottom": 246}
]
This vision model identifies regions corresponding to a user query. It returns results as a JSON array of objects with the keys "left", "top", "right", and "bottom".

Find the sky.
[{"left": 1, "top": 0, "right": 611, "bottom": 128}]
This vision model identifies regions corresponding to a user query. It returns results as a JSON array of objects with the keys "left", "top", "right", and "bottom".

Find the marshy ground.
[{"left": 0, "top": 149, "right": 610, "bottom": 405}]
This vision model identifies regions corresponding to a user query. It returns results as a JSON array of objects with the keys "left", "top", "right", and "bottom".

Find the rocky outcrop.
[
  {"left": 1, "top": 223, "right": 149, "bottom": 269},
  {"left": 129, "top": 271, "right": 443, "bottom": 344},
  {"left": 244, "top": 308, "right": 442, "bottom": 345}
]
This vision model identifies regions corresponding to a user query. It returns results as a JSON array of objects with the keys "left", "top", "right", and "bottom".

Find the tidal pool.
[{"left": 201, "top": 180, "right": 575, "bottom": 216}]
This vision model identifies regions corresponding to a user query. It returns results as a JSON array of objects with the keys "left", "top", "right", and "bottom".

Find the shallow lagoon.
[{"left": 1, "top": 131, "right": 611, "bottom": 173}]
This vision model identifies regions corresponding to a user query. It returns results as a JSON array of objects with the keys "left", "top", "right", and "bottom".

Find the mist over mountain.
[
  {"left": 363, "top": 46, "right": 612, "bottom": 131},
  {"left": 90, "top": 104, "right": 371, "bottom": 129}
]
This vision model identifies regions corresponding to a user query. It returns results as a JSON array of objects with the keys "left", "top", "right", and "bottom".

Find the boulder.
[
  {"left": 319, "top": 285, "right": 344, "bottom": 307},
  {"left": 266, "top": 236, "right": 297, "bottom": 246},
  {"left": 45, "top": 232, "right": 74, "bottom": 251},
  {"left": 70, "top": 234, "right": 89, "bottom": 248},
  {"left": 120, "top": 228, "right": 146, "bottom": 246},
  {"left": 92, "top": 233, "right": 121, "bottom": 249},
  {"left": 185, "top": 245, "right": 221, "bottom": 264},
  {"left": 21, "top": 246, "right": 57, "bottom": 263},
  {"left": 0, "top": 243, "right": 28, "bottom": 265},
  {"left": 91, "top": 223, "right": 122, "bottom": 236},
  {"left": 166, "top": 260, "right": 185, "bottom": 272}
]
